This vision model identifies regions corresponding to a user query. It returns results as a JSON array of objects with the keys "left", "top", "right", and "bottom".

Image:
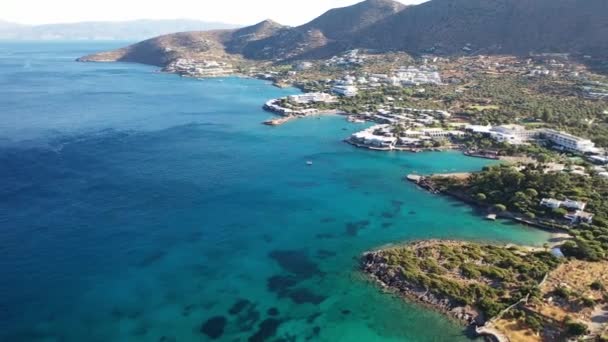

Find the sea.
[{"left": 0, "top": 42, "right": 553, "bottom": 342}]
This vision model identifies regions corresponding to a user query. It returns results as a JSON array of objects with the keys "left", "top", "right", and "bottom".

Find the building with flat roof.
[
  {"left": 331, "top": 85, "right": 358, "bottom": 97},
  {"left": 489, "top": 125, "right": 540, "bottom": 145},
  {"left": 287, "top": 93, "right": 336, "bottom": 104},
  {"left": 542, "top": 129, "right": 597, "bottom": 153}
]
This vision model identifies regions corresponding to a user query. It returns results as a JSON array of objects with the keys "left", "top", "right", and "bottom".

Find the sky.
[{"left": 1, "top": 0, "right": 427, "bottom": 26}]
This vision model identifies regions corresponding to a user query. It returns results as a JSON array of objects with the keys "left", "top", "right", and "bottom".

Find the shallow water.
[{"left": 0, "top": 42, "right": 553, "bottom": 341}]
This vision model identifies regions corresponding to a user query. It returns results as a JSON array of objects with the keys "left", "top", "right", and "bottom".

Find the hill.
[
  {"left": 357, "top": 0, "right": 608, "bottom": 56},
  {"left": 78, "top": 0, "right": 608, "bottom": 66},
  {"left": 79, "top": 0, "right": 406, "bottom": 63},
  {"left": 240, "top": 0, "right": 406, "bottom": 60},
  {"left": 0, "top": 19, "right": 238, "bottom": 41},
  {"left": 77, "top": 19, "right": 286, "bottom": 66}
]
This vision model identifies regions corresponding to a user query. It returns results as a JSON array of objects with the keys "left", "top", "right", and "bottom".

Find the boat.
[
  {"left": 306, "top": 161, "right": 313, "bottom": 166},
  {"left": 486, "top": 214, "right": 497, "bottom": 221}
]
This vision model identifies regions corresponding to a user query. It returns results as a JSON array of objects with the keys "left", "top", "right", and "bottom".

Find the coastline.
[
  {"left": 405, "top": 174, "right": 573, "bottom": 235},
  {"left": 361, "top": 239, "right": 608, "bottom": 341},
  {"left": 362, "top": 240, "right": 484, "bottom": 325}
]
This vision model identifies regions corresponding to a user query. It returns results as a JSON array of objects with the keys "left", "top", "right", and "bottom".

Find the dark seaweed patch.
[
  {"left": 159, "top": 336, "right": 176, "bottom": 342},
  {"left": 341, "top": 309, "right": 351, "bottom": 315},
  {"left": 313, "top": 326, "right": 321, "bottom": 335},
  {"left": 409, "top": 211, "right": 417, "bottom": 215},
  {"left": 267, "top": 307, "right": 279, "bottom": 316},
  {"left": 267, "top": 275, "right": 298, "bottom": 295},
  {"left": 229, "top": 299, "right": 252, "bottom": 315},
  {"left": 316, "top": 249, "right": 336, "bottom": 259},
  {"left": 306, "top": 312, "right": 321, "bottom": 324},
  {"left": 381, "top": 222, "right": 393, "bottom": 229},
  {"left": 267, "top": 275, "right": 326, "bottom": 305},
  {"left": 381, "top": 212, "right": 394, "bottom": 219},
  {"left": 268, "top": 250, "right": 320, "bottom": 278},
  {"left": 200, "top": 316, "right": 227, "bottom": 340},
  {"left": 248, "top": 318, "right": 282, "bottom": 342},
  {"left": 345, "top": 220, "right": 370, "bottom": 236},
  {"left": 288, "top": 288, "right": 326, "bottom": 305},
  {"left": 236, "top": 306, "right": 260, "bottom": 332}
]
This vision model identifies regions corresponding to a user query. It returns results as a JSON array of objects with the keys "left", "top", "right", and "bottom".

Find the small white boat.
[{"left": 306, "top": 161, "right": 313, "bottom": 166}]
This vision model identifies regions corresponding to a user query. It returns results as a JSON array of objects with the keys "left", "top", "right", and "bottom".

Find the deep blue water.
[{"left": 0, "top": 42, "right": 553, "bottom": 341}]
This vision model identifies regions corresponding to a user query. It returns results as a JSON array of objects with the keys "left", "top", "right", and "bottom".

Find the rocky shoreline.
[{"left": 361, "top": 246, "right": 482, "bottom": 326}]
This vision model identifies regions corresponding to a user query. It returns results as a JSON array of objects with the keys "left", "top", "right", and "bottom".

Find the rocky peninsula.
[{"left": 361, "top": 240, "right": 608, "bottom": 341}]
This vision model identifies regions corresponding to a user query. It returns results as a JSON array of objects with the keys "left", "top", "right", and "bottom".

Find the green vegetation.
[
  {"left": 591, "top": 280, "right": 606, "bottom": 291},
  {"left": 458, "top": 133, "right": 562, "bottom": 162},
  {"left": 445, "top": 76, "right": 608, "bottom": 147},
  {"left": 432, "top": 164, "right": 608, "bottom": 260},
  {"left": 381, "top": 242, "right": 560, "bottom": 318},
  {"left": 564, "top": 318, "right": 588, "bottom": 336}
]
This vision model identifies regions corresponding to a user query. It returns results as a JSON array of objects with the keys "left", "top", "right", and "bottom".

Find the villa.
[
  {"left": 540, "top": 198, "right": 587, "bottom": 211},
  {"left": 565, "top": 210, "right": 594, "bottom": 224}
]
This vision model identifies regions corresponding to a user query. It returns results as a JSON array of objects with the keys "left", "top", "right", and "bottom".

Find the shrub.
[
  {"left": 553, "top": 286, "right": 570, "bottom": 299},
  {"left": 460, "top": 264, "right": 482, "bottom": 279},
  {"left": 565, "top": 321, "right": 588, "bottom": 336},
  {"left": 581, "top": 297, "right": 596, "bottom": 307},
  {"left": 590, "top": 280, "right": 605, "bottom": 291}
]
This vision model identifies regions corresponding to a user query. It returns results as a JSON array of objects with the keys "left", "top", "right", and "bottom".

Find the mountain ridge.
[
  {"left": 78, "top": 0, "right": 608, "bottom": 66},
  {"left": 0, "top": 19, "right": 238, "bottom": 41}
]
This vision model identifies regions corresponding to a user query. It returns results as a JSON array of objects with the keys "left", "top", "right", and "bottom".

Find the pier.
[{"left": 263, "top": 116, "right": 295, "bottom": 126}]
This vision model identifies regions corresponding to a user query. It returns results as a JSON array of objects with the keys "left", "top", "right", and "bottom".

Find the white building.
[
  {"left": 331, "top": 85, "right": 358, "bottom": 97},
  {"left": 565, "top": 210, "right": 594, "bottom": 224},
  {"left": 540, "top": 198, "right": 587, "bottom": 211},
  {"left": 394, "top": 66, "right": 442, "bottom": 86},
  {"left": 542, "top": 129, "right": 597, "bottom": 153},
  {"left": 287, "top": 93, "right": 336, "bottom": 104},
  {"left": 540, "top": 198, "right": 562, "bottom": 209},
  {"left": 350, "top": 125, "right": 396, "bottom": 148},
  {"left": 490, "top": 125, "right": 540, "bottom": 145},
  {"left": 562, "top": 199, "right": 587, "bottom": 211}
]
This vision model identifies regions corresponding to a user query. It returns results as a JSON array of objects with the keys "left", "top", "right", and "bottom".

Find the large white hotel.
[{"left": 467, "top": 124, "right": 598, "bottom": 153}]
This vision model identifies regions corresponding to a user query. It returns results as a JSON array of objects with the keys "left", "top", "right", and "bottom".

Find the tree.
[
  {"left": 524, "top": 188, "right": 539, "bottom": 198},
  {"left": 475, "top": 193, "right": 487, "bottom": 202},
  {"left": 552, "top": 207, "right": 568, "bottom": 217},
  {"left": 493, "top": 204, "right": 507, "bottom": 212}
]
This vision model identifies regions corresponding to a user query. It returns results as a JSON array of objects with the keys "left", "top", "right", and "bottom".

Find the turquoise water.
[{"left": 0, "top": 42, "right": 553, "bottom": 341}]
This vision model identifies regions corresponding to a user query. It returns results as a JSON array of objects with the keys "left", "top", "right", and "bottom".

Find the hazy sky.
[{"left": 1, "top": 0, "right": 427, "bottom": 26}]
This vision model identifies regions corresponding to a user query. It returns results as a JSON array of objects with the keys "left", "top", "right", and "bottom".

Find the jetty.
[{"left": 263, "top": 116, "right": 295, "bottom": 126}]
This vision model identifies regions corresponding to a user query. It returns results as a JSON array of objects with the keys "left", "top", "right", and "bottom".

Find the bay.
[{"left": 0, "top": 42, "right": 552, "bottom": 341}]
